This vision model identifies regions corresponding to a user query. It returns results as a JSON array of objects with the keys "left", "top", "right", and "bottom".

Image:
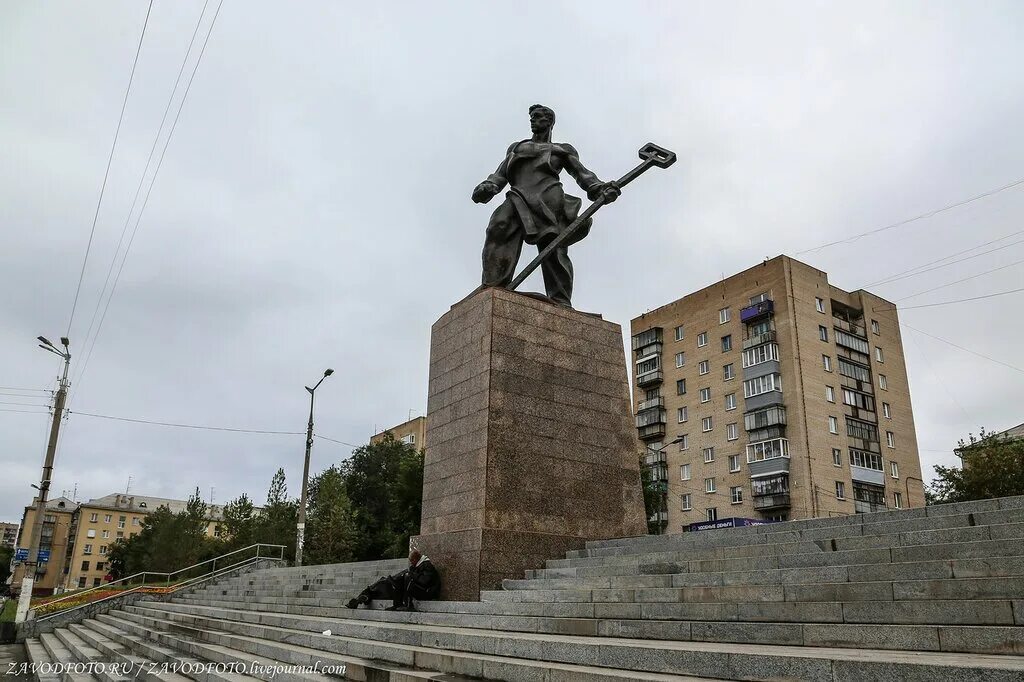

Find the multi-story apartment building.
[
  {"left": 370, "top": 416, "right": 426, "bottom": 449},
  {"left": 61, "top": 493, "right": 227, "bottom": 590},
  {"left": 1, "top": 522, "right": 19, "bottom": 549},
  {"left": 9, "top": 497, "right": 78, "bottom": 594},
  {"left": 632, "top": 256, "right": 925, "bottom": 533}
]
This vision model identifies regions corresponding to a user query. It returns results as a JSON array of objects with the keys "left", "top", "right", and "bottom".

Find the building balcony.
[
  {"left": 753, "top": 493, "right": 791, "bottom": 511},
  {"left": 851, "top": 465, "right": 886, "bottom": 486},
  {"left": 637, "top": 396, "right": 665, "bottom": 412},
  {"left": 635, "top": 408, "right": 667, "bottom": 429},
  {"left": 854, "top": 500, "right": 888, "bottom": 514},
  {"left": 833, "top": 317, "right": 867, "bottom": 339},
  {"left": 636, "top": 370, "right": 663, "bottom": 388},
  {"left": 634, "top": 341, "right": 664, "bottom": 359},
  {"left": 743, "top": 330, "right": 777, "bottom": 350},
  {"left": 644, "top": 450, "right": 667, "bottom": 466},
  {"left": 638, "top": 423, "right": 666, "bottom": 440},
  {"left": 648, "top": 511, "right": 669, "bottom": 523},
  {"left": 632, "top": 327, "right": 663, "bottom": 351},
  {"left": 741, "top": 300, "right": 775, "bottom": 323},
  {"left": 744, "top": 405, "right": 787, "bottom": 431}
]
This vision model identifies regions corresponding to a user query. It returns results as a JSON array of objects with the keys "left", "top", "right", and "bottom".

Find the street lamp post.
[
  {"left": 16, "top": 336, "right": 71, "bottom": 623},
  {"left": 645, "top": 435, "right": 684, "bottom": 536},
  {"left": 294, "top": 368, "right": 333, "bottom": 567}
]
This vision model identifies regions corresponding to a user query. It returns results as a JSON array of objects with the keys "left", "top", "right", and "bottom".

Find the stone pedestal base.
[{"left": 413, "top": 287, "right": 647, "bottom": 601}]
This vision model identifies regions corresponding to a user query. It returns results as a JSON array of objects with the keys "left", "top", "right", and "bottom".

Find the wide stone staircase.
[{"left": 24, "top": 495, "right": 1024, "bottom": 681}]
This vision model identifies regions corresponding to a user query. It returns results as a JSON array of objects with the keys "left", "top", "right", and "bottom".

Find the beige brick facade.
[
  {"left": 371, "top": 416, "right": 427, "bottom": 449},
  {"left": 632, "top": 256, "right": 925, "bottom": 533}
]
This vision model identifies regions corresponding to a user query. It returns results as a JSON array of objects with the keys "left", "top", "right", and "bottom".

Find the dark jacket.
[{"left": 404, "top": 557, "right": 440, "bottom": 599}]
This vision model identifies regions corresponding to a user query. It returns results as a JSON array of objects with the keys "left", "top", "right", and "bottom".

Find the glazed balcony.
[
  {"left": 743, "top": 330, "right": 777, "bottom": 350},
  {"left": 753, "top": 493, "right": 791, "bottom": 511},
  {"left": 740, "top": 300, "right": 774, "bottom": 323},
  {"left": 636, "top": 370, "right": 664, "bottom": 388},
  {"left": 638, "top": 423, "right": 666, "bottom": 440},
  {"left": 637, "top": 396, "right": 665, "bottom": 412},
  {"left": 635, "top": 408, "right": 667, "bottom": 429}
]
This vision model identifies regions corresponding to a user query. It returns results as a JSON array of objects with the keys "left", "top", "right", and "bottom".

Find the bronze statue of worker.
[{"left": 472, "top": 105, "right": 621, "bottom": 307}]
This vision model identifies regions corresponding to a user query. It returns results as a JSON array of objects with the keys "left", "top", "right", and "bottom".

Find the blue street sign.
[
  {"left": 37, "top": 549, "right": 50, "bottom": 563},
  {"left": 14, "top": 548, "right": 29, "bottom": 562}
]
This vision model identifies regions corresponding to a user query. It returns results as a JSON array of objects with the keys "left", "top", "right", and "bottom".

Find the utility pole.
[
  {"left": 294, "top": 368, "right": 333, "bottom": 567},
  {"left": 16, "top": 336, "right": 70, "bottom": 623}
]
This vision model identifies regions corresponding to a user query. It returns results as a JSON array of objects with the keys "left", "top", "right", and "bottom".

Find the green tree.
[
  {"left": 929, "top": 429, "right": 1024, "bottom": 504},
  {"left": 221, "top": 493, "right": 257, "bottom": 550},
  {"left": 0, "top": 545, "right": 13, "bottom": 586},
  {"left": 639, "top": 457, "right": 663, "bottom": 535},
  {"left": 341, "top": 434, "right": 424, "bottom": 561},
  {"left": 304, "top": 466, "right": 359, "bottom": 565},
  {"left": 255, "top": 468, "right": 298, "bottom": 561}
]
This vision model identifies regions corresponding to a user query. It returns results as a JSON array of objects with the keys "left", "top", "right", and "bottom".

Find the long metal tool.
[{"left": 508, "top": 142, "right": 677, "bottom": 293}]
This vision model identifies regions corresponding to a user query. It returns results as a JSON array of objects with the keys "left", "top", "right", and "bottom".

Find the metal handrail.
[{"left": 33, "top": 542, "right": 285, "bottom": 612}]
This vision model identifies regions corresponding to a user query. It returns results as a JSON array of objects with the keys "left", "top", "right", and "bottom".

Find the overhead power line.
[
  {"left": 0, "top": 400, "right": 52, "bottom": 408},
  {"left": 795, "top": 177, "right": 1024, "bottom": 255},
  {"left": 0, "top": 408, "right": 51, "bottom": 415},
  {"left": 904, "top": 324, "right": 1024, "bottom": 375},
  {"left": 72, "top": 0, "right": 225, "bottom": 398},
  {"left": 0, "top": 386, "right": 52, "bottom": 393},
  {"left": 313, "top": 434, "right": 362, "bottom": 448},
  {"left": 895, "top": 257, "right": 1024, "bottom": 302},
  {"left": 66, "top": 1, "right": 155, "bottom": 338},
  {"left": 866, "top": 229, "right": 1024, "bottom": 287},
  {"left": 68, "top": 410, "right": 304, "bottom": 435},
  {"left": 885, "top": 286, "right": 1024, "bottom": 311},
  {"left": 867, "top": 237, "right": 1024, "bottom": 289}
]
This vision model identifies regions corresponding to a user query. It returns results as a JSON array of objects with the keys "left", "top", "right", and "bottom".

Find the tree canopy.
[{"left": 928, "top": 428, "right": 1024, "bottom": 504}]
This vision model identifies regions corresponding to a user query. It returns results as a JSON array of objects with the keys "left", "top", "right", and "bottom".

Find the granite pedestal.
[{"left": 413, "top": 287, "right": 647, "bottom": 601}]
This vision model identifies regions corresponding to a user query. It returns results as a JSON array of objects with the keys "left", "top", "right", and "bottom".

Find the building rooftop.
[{"left": 81, "top": 493, "right": 226, "bottom": 521}]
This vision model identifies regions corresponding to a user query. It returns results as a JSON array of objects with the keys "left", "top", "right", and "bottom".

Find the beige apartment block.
[
  {"left": 1, "top": 521, "right": 18, "bottom": 549},
  {"left": 9, "top": 497, "right": 78, "bottom": 594},
  {"left": 61, "top": 493, "right": 227, "bottom": 591},
  {"left": 632, "top": 256, "right": 925, "bottom": 533},
  {"left": 371, "top": 415, "right": 427, "bottom": 449}
]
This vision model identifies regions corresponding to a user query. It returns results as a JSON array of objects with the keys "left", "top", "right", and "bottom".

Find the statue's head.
[{"left": 529, "top": 104, "right": 555, "bottom": 140}]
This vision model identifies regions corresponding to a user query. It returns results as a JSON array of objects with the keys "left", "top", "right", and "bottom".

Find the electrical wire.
[
  {"left": 0, "top": 386, "right": 52, "bottom": 393},
  {"left": 0, "top": 408, "right": 50, "bottom": 415},
  {"left": 866, "top": 237, "right": 1024, "bottom": 288},
  {"left": 794, "top": 177, "right": 1024, "bottom": 255},
  {"left": 65, "top": 0, "right": 155, "bottom": 338},
  {"left": 71, "top": 0, "right": 225, "bottom": 399},
  {"left": 865, "top": 229, "right": 1024, "bottom": 287},
  {"left": 73, "top": 0, "right": 212, "bottom": 390},
  {"left": 0, "top": 400, "right": 53, "bottom": 408},
  {"left": 881, "top": 286, "right": 1024, "bottom": 311},
  {"left": 894, "top": 257, "right": 1024, "bottom": 302},
  {"left": 313, "top": 434, "right": 362, "bottom": 448},
  {"left": 902, "top": 324, "right": 1024, "bottom": 375},
  {"left": 68, "top": 409, "right": 304, "bottom": 435}
]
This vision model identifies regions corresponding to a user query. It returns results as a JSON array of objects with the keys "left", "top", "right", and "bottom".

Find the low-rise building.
[
  {"left": 9, "top": 497, "right": 78, "bottom": 595},
  {"left": 1, "top": 522, "right": 19, "bottom": 549},
  {"left": 370, "top": 416, "right": 426, "bottom": 449}
]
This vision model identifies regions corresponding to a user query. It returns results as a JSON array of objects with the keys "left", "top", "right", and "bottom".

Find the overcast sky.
[{"left": 2, "top": 1, "right": 1023, "bottom": 523}]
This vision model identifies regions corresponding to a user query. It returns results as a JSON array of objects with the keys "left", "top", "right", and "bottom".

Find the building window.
[
  {"left": 676, "top": 379, "right": 687, "bottom": 395},
  {"left": 401, "top": 434, "right": 416, "bottom": 445},
  {"left": 95, "top": 562, "right": 104, "bottom": 572},
  {"left": 675, "top": 352, "right": 685, "bottom": 368},
  {"left": 725, "top": 393, "right": 737, "bottom": 411},
  {"left": 726, "top": 423, "right": 739, "bottom": 441},
  {"left": 829, "top": 416, "right": 838, "bottom": 434},
  {"left": 731, "top": 486, "right": 743, "bottom": 504},
  {"left": 723, "top": 363, "right": 735, "bottom": 381},
  {"left": 706, "top": 507, "right": 718, "bottom": 521},
  {"left": 875, "top": 347, "right": 884, "bottom": 363},
  {"left": 816, "top": 297, "right": 825, "bottom": 313},
  {"left": 719, "top": 307, "right": 731, "bottom": 324},
  {"left": 893, "top": 492, "right": 903, "bottom": 509},
  {"left": 116, "top": 531, "right": 124, "bottom": 538},
  {"left": 699, "top": 387, "right": 711, "bottom": 403},
  {"left": 743, "top": 373, "right": 781, "bottom": 398},
  {"left": 890, "top": 461, "right": 900, "bottom": 479},
  {"left": 679, "top": 434, "right": 689, "bottom": 451},
  {"left": 78, "top": 577, "right": 86, "bottom": 588},
  {"left": 81, "top": 561, "right": 89, "bottom": 571},
  {"left": 84, "top": 544, "right": 93, "bottom": 555},
  {"left": 89, "top": 513, "right": 98, "bottom": 523},
  {"left": 681, "top": 494, "right": 692, "bottom": 511},
  {"left": 721, "top": 335, "right": 732, "bottom": 352},
  {"left": 879, "top": 374, "right": 888, "bottom": 390},
  {"left": 850, "top": 449, "right": 884, "bottom": 470},
  {"left": 746, "top": 437, "right": 789, "bottom": 462},
  {"left": 835, "top": 481, "right": 846, "bottom": 499},
  {"left": 819, "top": 325, "right": 828, "bottom": 342},
  {"left": 832, "top": 448, "right": 842, "bottom": 466},
  {"left": 705, "top": 477, "right": 716, "bottom": 493},
  {"left": 826, "top": 386, "right": 835, "bottom": 402},
  {"left": 680, "top": 463, "right": 691, "bottom": 480},
  {"left": 86, "top": 529, "right": 96, "bottom": 538},
  {"left": 871, "top": 320, "right": 880, "bottom": 335},
  {"left": 674, "top": 325, "right": 685, "bottom": 341},
  {"left": 886, "top": 431, "right": 896, "bottom": 448},
  {"left": 728, "top": 454, "right": 741, "bottom": 472},
  {"left": 883, "top": 402, "right": 891, "bottom": 418},
  {"left": 697, "top": 332, "right": 708, "bottom": 348},
  {"left": 702, "top": 416, "right": 713, "bottom": 432},
  {"left": 822, "top": 355, "right": 832, "bottom": 372},
  {"left": 104, "top": 515, "right": 112, "bottom": 523},
  {"left": 847, "top": 418, "right": 879, "bottom": 442},
  {"left": 132, "top": 517, "right": 141, "bottom": 526},
  {"left": 698, "top": 360, "right": 710, "bottom": 375},
  {"left": 93, "top": 578, "right": 102, "bottom": 587},
  {"left": 102, "top": 530, "right": 109, "bottom": 539},
  {"left": 99, "top": 545, "right": 107, "bottom": 555},
  {"left": 677, "top": 406, "right": 688, "bottom": 423},
  {"left": 741, "top": 343, "right": 779, "bottom": 368},
  {"left": 117, "top": 516, "right": 125, "bottom": 529},
  {"left": 750, "top": 292, "right": 770, "bottom": 304},
  {"left": 703, "top": 447, "right": 715, "bottom": 463},
  {"left": 139, "top": 502, "right": 147, "bottom": 508}
]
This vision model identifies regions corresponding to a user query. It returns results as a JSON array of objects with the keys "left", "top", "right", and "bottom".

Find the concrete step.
[
  {"left": 573, "top": 508, "right": 1024, "bottom": 559},
  {"left": 25, "top": 636, "right": 83, "bottom": 682},
  {"left": 38, "top": 632, "right": 98, "bottom": 682},
  {"left": 119, "top": 601, "right": 1024, "bottom": 681},
  {"left": 547, "top": 523, "right": 1024, "bottom": 569},
  {"left": 79, "top": 618, "right": 255, "bottom": 682},
  {"left": 68, "top": 623, "right": 192, "bottom": 682},
  {"left": 586, "top": 495, "right": 1024, "bottom": 551},
  {"left": 52, "top": 627, "right": 137, "bottom": 682},
  {"left": 109, "top": 606, "right": 718, "bottom": 682},
  {"left": 154, "top": 597, "right": 1024, "bottom": 656}
]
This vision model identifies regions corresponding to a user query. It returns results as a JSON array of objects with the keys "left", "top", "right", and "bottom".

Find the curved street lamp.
[{"left": 295, "top": 368, "right": 333, "bottom": 566}]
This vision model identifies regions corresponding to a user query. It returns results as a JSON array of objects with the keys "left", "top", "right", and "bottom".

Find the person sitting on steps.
[{"left": 346, "top": 548, "right": 440, "bottom": 612}]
